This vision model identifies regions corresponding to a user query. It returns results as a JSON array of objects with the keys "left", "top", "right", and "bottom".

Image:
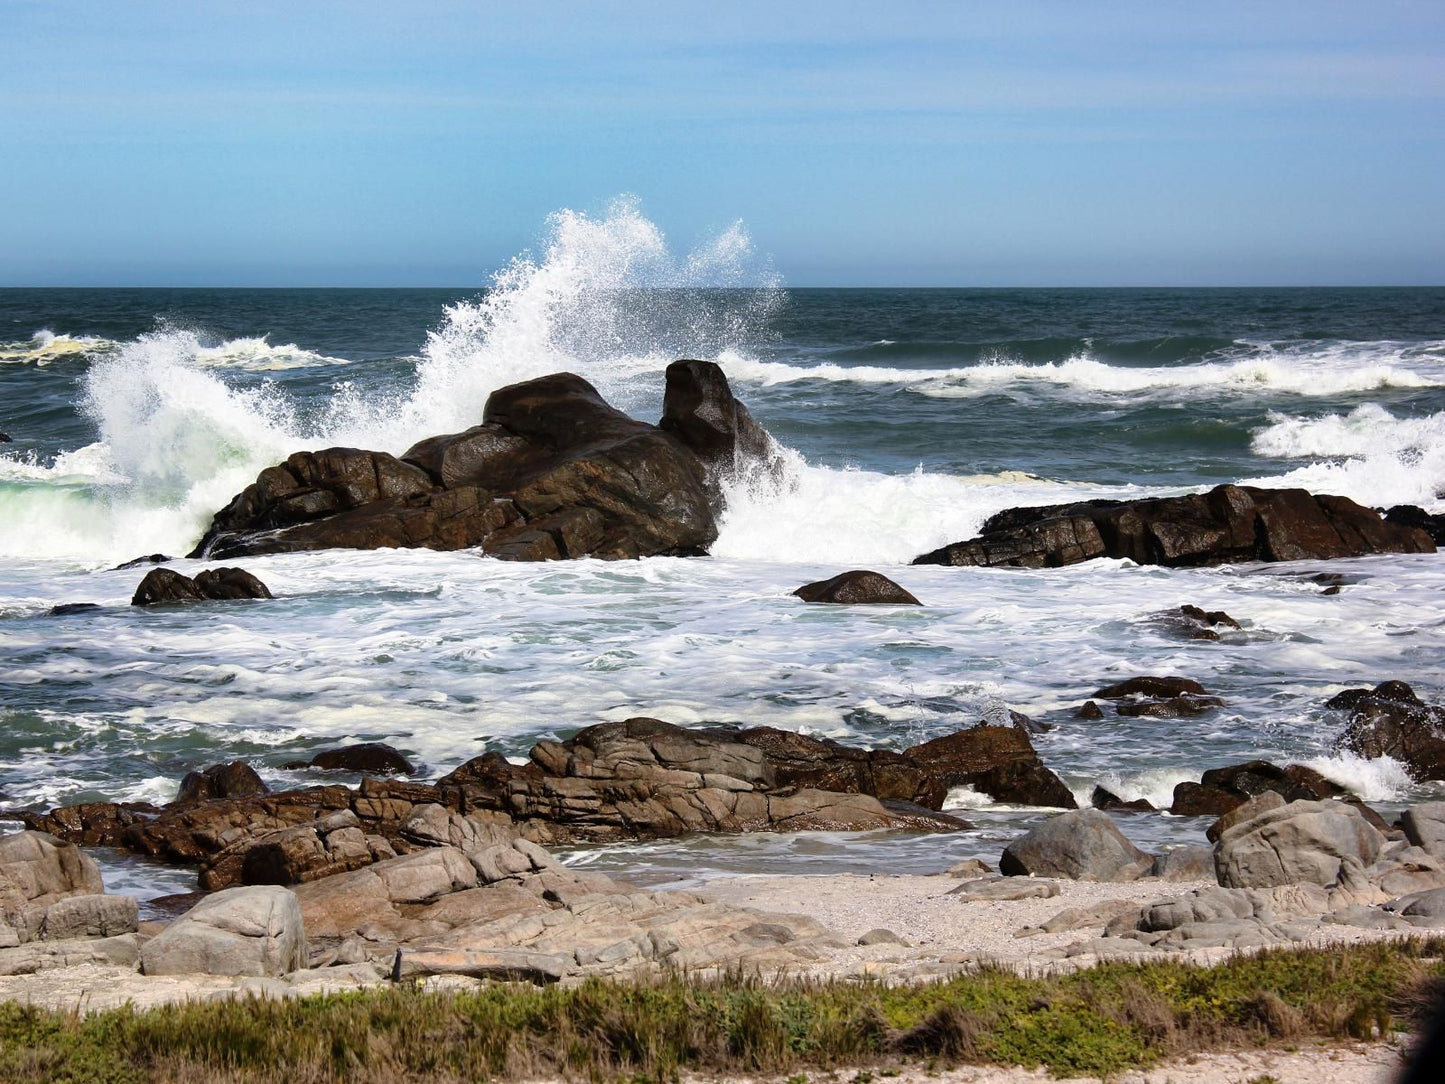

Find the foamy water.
[{"left": 2, "top": 205, "right": 1443, "bottom": 892}]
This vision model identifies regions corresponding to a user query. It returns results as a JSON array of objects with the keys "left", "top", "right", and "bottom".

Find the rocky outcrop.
[
  {"left": 658, "top": 359, "right": 780, "bottom": 507},
  {"left": 912, "top": 485, "right": 1434, "bottom": 569},
  {"left": 1334, "top": 680, "right": 1445, "bottom": 781},
  {"left": 1162, "top": 605, "right": 1242, "bottom": 641},
  {"left": 998, "top": 809, "right": 1154, "bottom": 882},
  {"left": 131, "top": 567, "right": 272, "bottom": 605},
  {"left": 440, "top": 718, "right": 971, "bottom": 845},
  {"left": 1090, "top": 675, "right": 1223, "bottom": 719},
  {"left": 900, "top": 724, "right": 1078, "bottom": 808},
  {"left": 1169, "top": 760, "right": 1346, "bottom": 819},
  {"left": 793, "top": 570, "right": 922, "bottom": 605},
  {"left": 1213, "top": 795, "right": 1385, "bottom": 889},
  {"left": 141, "top": 886, "right": 306, "bottom": 977},
  {"left": 192, "top": 370, "right": 735, "bottom": 561},
  {"left": 0, "top": 831, "right": 103, "bottom": 913}
]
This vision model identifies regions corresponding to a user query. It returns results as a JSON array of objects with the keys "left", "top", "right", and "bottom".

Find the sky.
[{"left": 2, "top": 1, "right": 1443, "bottom": 287}]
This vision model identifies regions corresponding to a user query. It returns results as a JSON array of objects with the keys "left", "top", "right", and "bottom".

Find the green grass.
[{"left": 1, "top": 939, "right": 1440, "bottom": 1083}]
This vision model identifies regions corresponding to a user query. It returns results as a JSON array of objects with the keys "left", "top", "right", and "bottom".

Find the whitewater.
[{"left": 1, "top": 201, "right": 1443, "bottom": 894}]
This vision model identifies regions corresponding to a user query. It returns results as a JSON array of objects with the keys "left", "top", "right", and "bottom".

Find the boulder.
[
  {"left": 1171, "top": 761, "right": 1347, "bottom": 820},
  {"left": 1093, "top": 676, "right": 1207, "bottom": 699},
  {"left": 1384, "top": 505, "right": 1445, "bottom": 545},
  {"left": 902, "top": 724, "right": 1078, "bottom": 809},
  {"left": 1214, "top": 796, "right": 1385, "bottom": 888},
  {"left": 308, "top": 743, "right": 415, "bottom": 776},
  {"left": 792, "top": 571, "right": 921, "bottom": 605},
  {"left": 1165, "top": 604, "right": 1242, "bottom": 641},
  {"left": 192, "top": 371, "right": 720, "bottom": 561},
  {"left": 1402, "top": 803, "right": 1445, "bottom": 856},
  {"left": 912, "top": 485, "right": 1434, "bottom": 569},
  {"left": 141, "top": 885, "right": 306, "bottom": 977},
  {"left": 176, "top": 761, "right": 270, "bottom": 805},
  {"left": 1151, "top": 846, "right": 1215, "bottom": 882},
  {"left": 658, "top": 359, "right": 780, "bottom": 507},
  {"left": 1090, "top": 787, "right": 1154, "bottom": 813},
  {"left": 998, "top": 810, "right": 1154, "bottom": 881},
  {"left": 132, "top": 566, "right": 271, "bottom": 605},
  {"left": 0, "top": 831, "right": 103, "bottom": 912},
  {"left": 1334, "top": 681, "right": 1445, "bottom": 781}
]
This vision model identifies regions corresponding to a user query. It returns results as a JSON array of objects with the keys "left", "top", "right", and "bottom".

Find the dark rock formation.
[
  {"left": 724, "top": 726, "right": 946, "bottom": 808},
  {"left": 191, "top": 370, "right": 730, "bottom": 562},
  {"left": 1167, "top": 760, "right": 1346, "bottom": 827},
  {"left": 902, "top": 724, "right": 1078, "bottom": 808},
  {"left": 1090, "top": 786, "right": 1154, "bottom": 813},
  {"left": 658, "top": 359, "right": 779, "bottom": 507},
  {"left": 1091, "top": 675, "right": 1222, "bottom": 718},
  {"left": 792, "top": 570, "right": 922, "bottom": 605},
  {"left": 1384, "top": 505, "right": 1445, "bottom": 545},
  {"left": 1093, "top": 676, "right": 1207, "bottom": 699},
  {"left": 912, "top": 485, "right": 1434, "bottom": 569},
  {"left": 176, "top": 762, "right": 270, "bottom": 805},
  {"left": 131, "top": 567, "right": 272, "bottom": 606},
  {"left": 1076, "top": 701, "right": 1104, "bottom": 720},
  {"left": 111, "top": 553, "right": 172, "bottom": 571},
  {"left": 1163, "top": 604, "right": 1242, "bottom": 641},
  {"left": 308, "top": 743, "right": 415, "bottom": 776},
  {"left": 1334, "top": 681, "right": 1445, "bottom": 781},
  {"left": 47, "top": 603, "right": 101, "bottom": 616}
]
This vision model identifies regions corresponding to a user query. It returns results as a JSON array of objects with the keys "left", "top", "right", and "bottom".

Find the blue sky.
[{"left": 2, "top": 1, "right": 1442, "bottom": 286}]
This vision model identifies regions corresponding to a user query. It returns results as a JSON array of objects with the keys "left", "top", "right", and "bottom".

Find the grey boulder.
[
  {"left": 141, "top": 885, "right": 306, "bottom": 977},
  {"left": 999, "top": 809, "right": 1154, "bottom": 882},
  {"left": 1214, "top": 796, "right": 1385, "bottom": 889}
]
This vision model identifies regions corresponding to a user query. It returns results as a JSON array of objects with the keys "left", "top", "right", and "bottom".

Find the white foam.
[
  {"left": 0, "top": 329, "right": 115, "bottom": 365},
  {"left": 1244, "top": 406, "right": 1445, "bottom": 511},
  {"left": 1297, "top": 752, "right": 1415, "bottom": 803}
]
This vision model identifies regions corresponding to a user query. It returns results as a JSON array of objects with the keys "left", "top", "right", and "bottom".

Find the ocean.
[{"left": 2, "top": 209, "right": 1443, "bottom": 903}]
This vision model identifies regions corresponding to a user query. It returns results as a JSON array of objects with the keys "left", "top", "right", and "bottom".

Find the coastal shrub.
[{"left": 0, "top": 939, "right": 1440, "bottom": 1082}]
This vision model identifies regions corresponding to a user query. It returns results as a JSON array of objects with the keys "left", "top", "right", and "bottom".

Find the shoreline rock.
[{"left": 912, "top": 484, "right": 1435, "bottom": 569}]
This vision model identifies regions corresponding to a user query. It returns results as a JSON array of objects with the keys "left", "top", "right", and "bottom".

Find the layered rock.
[
  {"left": 1334, "top": 680, "right": 1445, "bottom": 781},
  {"left": 912, "top": 484, "right": 1434, "bottom": 569},
  {"left": 191, "top": 368, "right": 751, "bottom": 561}
]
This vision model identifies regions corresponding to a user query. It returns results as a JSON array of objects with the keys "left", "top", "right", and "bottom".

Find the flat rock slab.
[{"left": 948, "top": 877, "right": 1061, "bottom": 902}]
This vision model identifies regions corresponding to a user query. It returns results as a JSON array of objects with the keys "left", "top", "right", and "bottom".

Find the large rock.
[
  {"left": 793, "top": 571, "right": 921, "bottom": 605},
  {"left": 192, "top": 372, "right": 721, "bottom": 561},
  {"left": 1334, "top": 681, "right": 1445, "bottom": 781},
  {"left": 658, "top": 359, "right": 780, "bottom": 507},
  {"left": 1214, "top": 796, "right": 1385, "bottom": 888},
  {"left": 999, "top": 809, "right": 1154, "bottom": 881},
  {"left": 912, "top": 484, "right": 1434, "bottom": 569},
  {"left": 308, "top": 743, "right": 415, "bottom": 776},
  {"left": 1384, "top": 505, "right": 1445, "bottom": 545},
  {"left": 141, "top": 885, "right": 306, "bottom": 977},
  {"left": 1169, "top": 760, "right": 1346, "bottom": 819},
  {"left": 176, "top": 761, "right": 270, "bottom": 805},
  {"left": 0, "top": 831, "right": 103, "bottom": 913},
  {"left": 440, "top": 717, "right": 970, "bottom": 845},
  {"left": 902, "top": 724, "right": 1078, "bottom": 808},
  {"left": 131, "top": 566, "right": 272, "bottom": 605}
]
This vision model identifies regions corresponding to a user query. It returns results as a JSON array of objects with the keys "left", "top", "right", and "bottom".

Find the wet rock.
[
  {"left": 658, "top": 359, "right": 780, "bottom": 508},
  {"left": 1384, "top": 504, "right": 1445, "bottom": 545},
  {"left": 902, "top": 724, "right": 1078, "bottom": 809},
  {"left": 1090, "top": 787, "right": 1154, "bottom": 813},
  {"left": 912, "top": 485, "right": 1435, "bottom": 568},
  {"left": 792, "top": 570, "right": 922, "bottom": 605},
  {"left": 1172, "top": 760, "right": 1347, "bottom": 821},
  {"left": 1091, "top": 675, "right": 1222, "bottom": 718},
  {"left": 47, "top": 602, "right": 101, "bottom": 616},
  {"left": 999, "top": 809, "right": 1154, "bottom": 882},
  {"left": 309, "top": 743, "right": 415, "bottom": 776},
  {"left": 1334, "top": 681, "right": 1445, "bottom": 782},
  {"left": 193, "top": 371, "right": 720, "bottom": 561},
  {"left": 176, "top": 761, "right": 270, "bottom": 805},
  {"left": 131, "top": 566, "right": 272, "bottom": 606},
  {"left": 1076, "top": 700, "right": 1104, "bottom": 720},
  {"left": 1093, "top": 676, "right": 1207, "bottom": 699},
  {"left": 1115, "top": 695, "right": 1223, "bottom": 718},
  {"left": 727, "top": 726, "right": 943, "bottom": 808},
  {"left": 141, "top": 885, "right": 307, "bottom": 977},
  {"left": 1214, "top": 796, "right": 1385, "bottom": 888},
  {"left": 111, "top": 553, "right": 172, "bottom": 570}
]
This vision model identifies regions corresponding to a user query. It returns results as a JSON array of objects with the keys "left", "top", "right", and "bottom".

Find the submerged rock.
[
  {"left": 792, "top": 570, "right": 921, "bottom": 605},
  {"left": 131, "top": 566, "right": 272, "bottom": 606},
  {"left": 190, "top": 367, "right": 770, "bottom": 562},
  {"left": 912, "top": 484, "right": 1434, "bottom": 569},
  {"left": 307, "top": 743, "right": 415, "bottom": 776}
]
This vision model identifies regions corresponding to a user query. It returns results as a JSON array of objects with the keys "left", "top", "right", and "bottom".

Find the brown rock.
[
  {"left": 793, "top": 570, "right": 921, "bottom": 605},
  {"left": 1334, "top": 681, "right": 1445, "bottom": 781},
  {"left": 658, "top": 358, "right": 780, "bottom": 508},
  {"left": 309, "top": 743, "right": 415, "bottom": 776},
  {"left": 913, "top": 485, "right": 1434, "bottom": 569},
  {"left": 132, "top": 566, "right": 271, "bottom": 605},
  {"left": 1090, "top": 787, "right": 1154, "bottom": 813},
  {"left": 903, "top": 724, "right": 1077, "bottom": 809},
  {"left": 176, "top": 761, "right": 269, "bottom": 805}
]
